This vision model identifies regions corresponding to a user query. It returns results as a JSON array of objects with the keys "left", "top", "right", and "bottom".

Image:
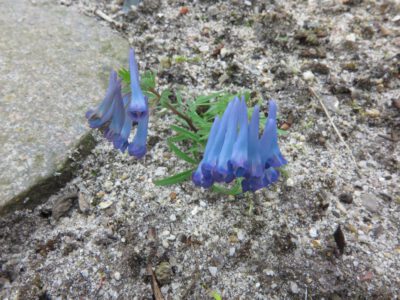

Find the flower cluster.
[
  {"left": 192, "top": 97, "right": 287, "bottom": 192},
  {"left": 86, "top": 49, "right": 149, "bottom": 158}
]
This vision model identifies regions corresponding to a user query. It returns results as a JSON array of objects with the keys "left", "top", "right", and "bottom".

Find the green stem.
[{"left": 150, "top": 88, "right": 198, "bottom": 132}]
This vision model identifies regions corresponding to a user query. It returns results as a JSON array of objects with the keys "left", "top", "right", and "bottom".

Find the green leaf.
[
  {"left": 278, "top": 129, "right": 289, "bottom": 136},
  {"left": 159, "top": 89, "right": 172, "bottom": 106},
  {"left": 153, "top": 169, "right": 195, "bottom": 186},
  {"left": 167, "top": 140, "right": 198, "bottom": 164},
  {"left": 170, "top": 125, "right": 201, "bottom": 143},
  {"left": 211, "top": 291, "right": 222, "bottom": 300},
  {"left": 140, "top": 70, "right": 156, "bottom": 91},
  {"left": 168, "top": 134, "right": 189, "bottom": 143},
  {"left": 211, "top": 179, "right": 242, "bottom": 195},
  {"left": 118, "top": 68, "right": 130, "bottom": 85}
]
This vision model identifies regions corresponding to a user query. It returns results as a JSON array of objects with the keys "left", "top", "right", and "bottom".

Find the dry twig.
[
  {"left": 147, "top": 264, "right": 164, "bottom": 300},
  {"left": 308, "top": 86, "right": 361, "bottom": 178},
  {"left": 94, "top": 9, "right": 124, "bottom": 29}
]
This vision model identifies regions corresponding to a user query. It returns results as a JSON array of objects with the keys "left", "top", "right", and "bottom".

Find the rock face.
[{"left": 0, "top": 0, "right": 128, "bottom": 214}]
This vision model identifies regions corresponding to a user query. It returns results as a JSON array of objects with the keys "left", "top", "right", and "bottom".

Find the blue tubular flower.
[
  {"left": 259, "top": 100, "right": 287, "bottom": 168},
  {"left": 128, "top": 98, "right": 149, "bottom": 158},
  {"left": 215, "top": 97, "right": 240, "bottom": 183},
  {"left": 127, "top": 48, "right": 148, "bottom": 122},
  {"left": 242, "top": 168, "right": 280, "bottom": 192},
  {"left": 192, "top": 97, "right": 286, "bottom": 193},
  {"left": 230, "top": 97, "right": 249, "bottom": 177},
  {"left": 86, "top": 48, "right": 150, "bottom": 158},
  {"left": 86, "top": 70, "right": 119, "bottom": 128},
  {"left": 113, "top": 94, "right": 134, "bottom": 152},
  {"left": 192, "top": 116, "right": 221, "bottom": 188},
  {"left": 104, "top": 82, "right": 125, "bottom": 143},
  {"left": 246, "top": 105, "right": 264, "bottom": 178},
  {"left": 201, "top": 100, "right": 234, "bottom": 177}
]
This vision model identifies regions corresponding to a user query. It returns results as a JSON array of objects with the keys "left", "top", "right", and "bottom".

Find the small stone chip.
[
  {"left": 98, "top": 200, "right": 113, "bottom": 209},
  {"left": 302, "top": 70, "right": 315, "bottom": 81},
  {"left": 290, "top": 281, "right": 299, "bottom": 294},
  {"left": 209, "top": 266, "right": 218, "bottom": 277},
  {"left": 114, "top": 272, "right": 121, "bottom": 281}
]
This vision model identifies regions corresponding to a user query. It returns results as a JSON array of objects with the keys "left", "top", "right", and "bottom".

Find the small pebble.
[
  {"left": 191, "top": 206, "right": 200, "bottom": 216},
  {"left": 237, "top": 229, "right": 245, "bottom": 241},
  {"left": 286, "top": 178, "right": 295, "bottom": 187},
  {"left": 309, "top": 227, "right": 318, "bottom": 238},
  {"left": 162, "top": 240, "right": 169, "bottom": 248},
  {"left": 114, "top": 272, "right": 121, "bottom": 281},
  {"left": 209, "top": 266, "right": 218, "bottom": 277},
  {"left": 104, "top": 181, "right": 113, "bottom": 192},
  {"left": 155, "top": 167, "right": 167, "bottom": 177},
  {"left": 362, "top": 194, "right": 380, "bottom": 213},
  {"left": 170, "top": 214, "right": 177, "bottom": 221},
  {"left": 339, "top": 193, "right": 353, "bottom": 204},
  {"left": 290, "top": 281, "right": 299, "bottom": 294},
  {"left": 167, "top": 235, "right": 176, "bottom": 241},
  {"left": 302, "top": 70, "right": 315, "bottom": 81}
]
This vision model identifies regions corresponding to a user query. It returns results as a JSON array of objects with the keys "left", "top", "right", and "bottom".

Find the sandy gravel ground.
[{"left": 1, "top": 0, "right": 399, "bottom": 299}]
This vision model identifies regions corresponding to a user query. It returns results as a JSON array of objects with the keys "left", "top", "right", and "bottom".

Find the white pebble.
[
  {"left": 191, "top": 206, "right": 200, "bottom": 216},
  {"left": 290, "top": 281, "right": 299, "bottom": 294},
  {"left": 104, "top": 180, "right": 113, "bottom": 192},
  {"left": 302, "top": 71, "right": 315, "bottom": 82},
  {"left": 114, "top": 272, "right": 121, "bottom": 281},
  {"left": 162, "top": 240, "right": 169, "bottom": 248},
  {"left": 309, "top": 227, "right": 318, "bottom": 238},
  {"left": 209, "top": 266, "right": 218, "bottom": 277},
  {"left": 170, "top": 214, "right": 177, "bottom": 221},
  {"left": 167, "top": 235, "right": 176, "bottom": 241},
  {"left": 237, "top": 229, "right": 245, "bottom": 241},
  {"left": 286, "top": 178, "right": 295, "bottom": 187}
]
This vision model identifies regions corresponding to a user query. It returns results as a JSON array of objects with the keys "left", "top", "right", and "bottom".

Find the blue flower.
[
  {"left": 259, "top": 100, "right": 287, "bottom": 168},
  {"left": 127, "top": 48, "right": 148, "bottom": 122},
  {"left": 86, "top": 49, "right": 150, "bottom": 158},
  {"left": 230, "top": 97, "right": 249, "bottom": 177},
  {"left": 245, "top": 105, "right": 264, "bottom": 179},
  {"left": 86, "top": 70, "right": 120, "bottom": 129},
  {"left": 128, "top": 98, "right": 149, "bottom": 158},
  {"left": 201, "top": 100, "right": 234, "bottom": 179},
  {"left": 192, "top": 97, "right": 287, "bottom": 193},
  {"left": 112, "top": 94, "right": 134, "bottom": 153},
  {"left": 104, "top": 84, "right": 125, "bottom": 143},
  {"left": 192, "top": 116, "right": 221, "bottom": 188},
  {"left": 215, "top": 97, "right": 240, "bottom": 183}
]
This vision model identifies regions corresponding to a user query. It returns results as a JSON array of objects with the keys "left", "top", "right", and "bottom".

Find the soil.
[{"left": 1, "top": 0, "right": 399, "bottom": 299}]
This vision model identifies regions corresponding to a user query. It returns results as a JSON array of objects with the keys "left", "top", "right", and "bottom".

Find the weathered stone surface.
[{"left": 0, "top": 0, "right": 128, "bottom": 213}]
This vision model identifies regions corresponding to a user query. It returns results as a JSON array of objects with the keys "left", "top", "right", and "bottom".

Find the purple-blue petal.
[
  {"left": 246, "top": 105, "right": 264, "bottom": 178},
  {"left": 201, "top": 100, "right": 234, "bottom": 176},
  {"left": 86, "top": 70, "right": 119, "bottom": 128},
  {"left": 259, "top": 100, "right": 287, "bottom": 169},
  {"left": 230, "top": 98, "right": 249, "bottom": 176},
  {"left": 128, "top": 99, "right": 149, "bottom": 158},
  {"left": 215, "top": 97, "right": 240, "bottom": 181},
  {"left": 128, "top": 48, "right": 148, "bottom": 122}
]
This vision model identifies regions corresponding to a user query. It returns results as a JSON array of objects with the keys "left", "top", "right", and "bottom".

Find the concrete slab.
[{"left": 0, "top": 0, "right": 128, "bottom": 213}]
